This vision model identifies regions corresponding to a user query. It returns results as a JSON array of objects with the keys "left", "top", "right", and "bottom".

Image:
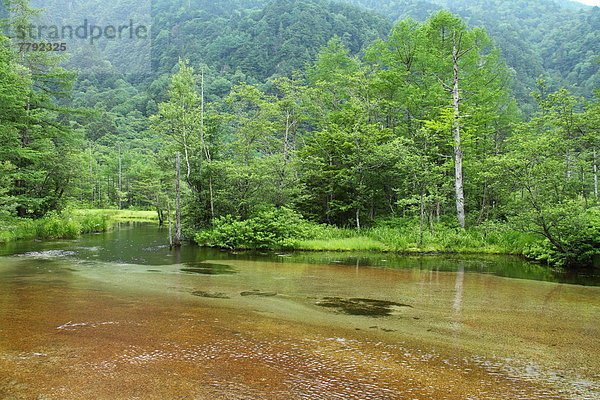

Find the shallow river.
[{"left": 1, "top": 223, "right": 599, "bottom": 399}]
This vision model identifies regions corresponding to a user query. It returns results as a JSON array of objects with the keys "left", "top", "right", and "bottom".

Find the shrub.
[
  {"left": 524, "top": 207, "right": 600, "bottom": 268},
  {"left": 194, "top": 207, "right": 311, "bottom": 249}
]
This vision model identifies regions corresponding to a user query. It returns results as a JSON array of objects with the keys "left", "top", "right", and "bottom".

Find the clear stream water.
[{"left": 0, "top": 223, "right": 599, "bottom": 399}]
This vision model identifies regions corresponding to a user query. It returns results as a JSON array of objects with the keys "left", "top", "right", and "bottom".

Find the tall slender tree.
[{"left": 421, "top": 11, "right": 509, "bottom": 228}]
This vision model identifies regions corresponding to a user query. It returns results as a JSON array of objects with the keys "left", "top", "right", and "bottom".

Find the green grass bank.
[
  {"left": 193, "top": 207, "right": 538, "bottom": 255},
  {"left": 193, "top": 207, "right": 600, "bottom": 268},
  {"left": 0, "top": 209, "right": 158, "bottom": 243},
  {"left": 293, "top": 224, "right": 538, "bottom": 255}
]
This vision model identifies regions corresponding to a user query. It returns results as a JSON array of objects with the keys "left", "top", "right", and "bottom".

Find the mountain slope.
[
  {"left": 336, "top": 0, "right": 599, "bottom": 108},
  {"left": 152, "top": 0, "right": 391, "bottom": 81}
]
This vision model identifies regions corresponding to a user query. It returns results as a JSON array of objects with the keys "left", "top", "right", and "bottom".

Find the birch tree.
[
  {"left": 422, "top": 11, "right": 507, "bottom": 229},
  {"left": 150, "top": 60, "right": 202, "bottom": 185}
]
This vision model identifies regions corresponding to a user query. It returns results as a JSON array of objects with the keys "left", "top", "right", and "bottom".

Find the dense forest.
[
  {"left": 343, "top": 0, "right": 600, "bottom": 107},
  {"left": 0, "top": 0, "right": 598, "bottom": 268}
]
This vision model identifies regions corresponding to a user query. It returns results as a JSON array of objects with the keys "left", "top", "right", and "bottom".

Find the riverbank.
[
  {"left": 292, "top": 224, "right": 538, "bottom": 255},
  {"left": 0, "top": 209, "right": 158, "bottom": 243},
  {"left": 72, "top": 209, "right": 159, "bottom": 223},
  {"left": 192, "top": 208, "right": 600, "bottom": 268},
  {"left": 193, "top": 208, "right": 539, "bottom": 256}
]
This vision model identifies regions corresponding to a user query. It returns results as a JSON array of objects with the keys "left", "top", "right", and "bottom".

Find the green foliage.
[
  {"left": 2, "top": 1, "right": 598, "bottom": 271},
  {"left": 364, "top": 220, "right": 536, "bottom": 254},
  {"left": 0, "top": 212, "right": 110, "bottom": 242},
  {"left": 32, "top": 212, "right": 81, "bottom": 239},
  {"left": 297, "top": 237, "right": 388, "bottom": 251},
  {"left": 341, "top": 0, "right": 600, "bottom": 107},
  {"left": 72, "top": 209, "right": 159, "bottom": 223},
  {"left": 151, "top": 0, "right": 391, "bottom": 80},
  {"left": 151, "top": 60, "right": 203, "bottom": 171},
  {"left": 181, "top": 11, "right": 596, "bottom": 268},
  {"left": 194, "top": 212, "right": 538, "bottom": 254},
  {"left": 194, "top": 207, "right": 310, "bottom": 249},
  {"left": 524, "top": 207, "right": 600, "bottom": 268},
  {"left": 0, "top": 0, "right": 80, "bottom": 218},
  {"left": 488, "top": 85, "right": 599, "bottom": 267},
  {"left": 0, "top": 208, "right": 162, "bottom": 243}
]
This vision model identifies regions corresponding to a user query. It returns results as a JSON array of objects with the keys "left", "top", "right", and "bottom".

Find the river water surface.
[{"left": 1, "top": 223, "right": 599, "bottom": 399}]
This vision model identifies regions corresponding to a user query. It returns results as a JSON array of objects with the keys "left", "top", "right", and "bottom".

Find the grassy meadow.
[{"left": 0, "top": 209, "right": 159, "bottom": 243}]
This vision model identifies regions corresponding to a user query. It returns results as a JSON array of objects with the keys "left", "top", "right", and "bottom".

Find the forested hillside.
[
  {"left": 1, "top": 0, "right": 598, "bottom": 268},
  {"left": 339, "top": 0, "right": 599, "bottom": 110},
  {"left": 27, "top": 0, "right": 599, "bottom": 108},
  {"left": 152, "top": 0, "right": 391, "bottom": 80},
  {"left": 10, "top": 0, "right": 390, "bottom": 212}
]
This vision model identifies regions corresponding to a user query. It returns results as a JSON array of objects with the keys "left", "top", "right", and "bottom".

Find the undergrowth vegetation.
[
  {"left": 193, "top": 208, "right": 542, "bottom": 256},
  {"left": 298, "top": 222, "right": 538, "bottom": 254},
  {"left": 0, "top": 212, "right": 109, "bottom": 242},
  {"left": 194, "top": 207, "right": 310, "bottom": 249},
  {"left": 0, "top": 209, "right": 158, "bottom": 243},
  {"left": 523, "top": 207, "right": 600, "bottom": 268},
  {"left": 72, "top": 209, "right": 159, "bottom": 222},
  {"left": 193, "top": 206, "right": 600, "bottom": 268}
]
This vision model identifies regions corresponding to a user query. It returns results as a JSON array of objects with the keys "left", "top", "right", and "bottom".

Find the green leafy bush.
[
  {"left": 194, "top": 207, "right": 311, "bottom": 249},
  {"left": 524, "top": 207, "right": 600, "bottom": 268}
]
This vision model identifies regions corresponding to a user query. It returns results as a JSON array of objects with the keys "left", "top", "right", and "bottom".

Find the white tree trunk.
[
  {"left": 594, "top": 149, "right": 598, "bottom": 199},
  {"left": 118, "top": 145, "right": 122, "bottom": 210},
  {"left": 209, "top": 175, "right": 215, "bottom": 224},
  {"left": 167, "top": 200, "right": 173, "bottom": 248},
  {"left": 452, "top": 31, "right": 466, "bottom": 229},
  {"left": 174, "top": 152, "right": 182, "bottom": 247}
]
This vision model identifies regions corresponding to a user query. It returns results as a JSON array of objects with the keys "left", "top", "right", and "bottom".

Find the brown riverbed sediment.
[{"left": 0, "top": 230, "right": 599, "bottom": 399}]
